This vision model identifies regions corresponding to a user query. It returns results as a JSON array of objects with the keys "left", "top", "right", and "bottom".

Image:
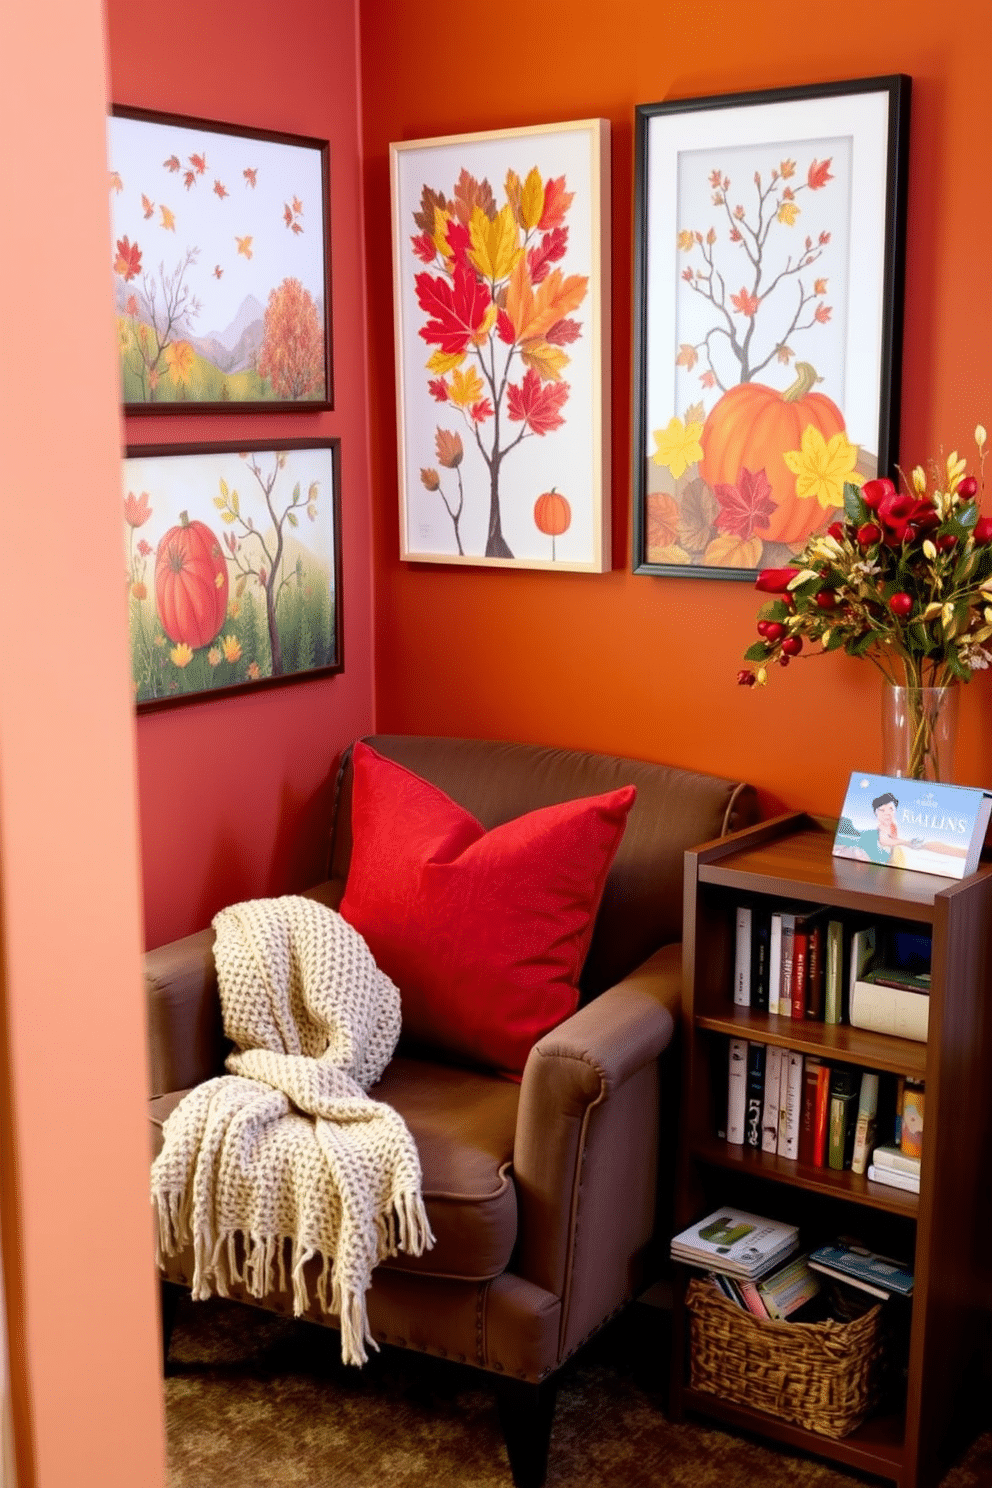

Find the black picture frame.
[
  {"left": 123, "top": 438, "right": 343, "bottom": 710},
  {"left": 631, "top": 75, "right": 910, "bottom": 579},
  {"left": 109, "top": 105, "right": 333, "bottom": 413}
]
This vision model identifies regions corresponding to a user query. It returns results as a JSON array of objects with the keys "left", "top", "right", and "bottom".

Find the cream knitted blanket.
[{"left": 151, "top": 895, "right": 433, "bottom": 1366}]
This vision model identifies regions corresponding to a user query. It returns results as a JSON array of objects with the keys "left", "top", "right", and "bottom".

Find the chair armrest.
[
  {"left": 511, "top": 942, "right": 681, "bottom": 1360},
  {"left": 145, "top": 928, "right": 226, "bottom": 1097},
  {"left": 144, "top": 880, "right": 343, "bottom": 1099}
]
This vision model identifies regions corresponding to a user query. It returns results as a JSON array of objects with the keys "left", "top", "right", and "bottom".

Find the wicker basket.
[{"left": 685, "top": 1277, "right": 884, "bottom": 1438}]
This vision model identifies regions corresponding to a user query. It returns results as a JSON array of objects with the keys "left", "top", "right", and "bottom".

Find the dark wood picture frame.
[
  {"left": 109, "top": 105, "right": 333, "bottom": 413},
  {"left": 632, "top": 75, "right": 911, "bottom": 579},
  {"left": 123, "top": 438, "right": 343, "bottom": 710}
]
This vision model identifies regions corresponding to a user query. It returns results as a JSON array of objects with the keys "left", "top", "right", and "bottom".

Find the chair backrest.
[{"left": 327, "top": 735, "right": 759, "bottom": 998}]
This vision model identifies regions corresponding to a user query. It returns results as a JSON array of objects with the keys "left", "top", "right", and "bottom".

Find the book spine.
[
  {"left": 750, "top": 910, "right": 770, "bottom": 1013},
  {"left": 895, "top": 1074, "right": 905, "bottom": 1147},
  {"left": 828, "top": 1077, "right": 858, "bottom": 1171},
  {"left": 798, "top": 1055, "right": 821, "bottom": 1166},
  {"left": 901, "top": 1078, "right": 925, "bottom": 1158},
  {"left": 780, "top": 916, "right": 796, "bottom": 1019},
  {"left": 744, "top": 1041, "right": 766, "bottom": 1148},
  {"left": 850, "top": 1071, "right": 880, "bottom": 1176},
  {"left": 824, "top": 919, "right": 844, "bottom": 1024},
  {"left": 727, "top": 1037, "right": 748, "bottom": 1144},
  {"left": 805, "top": 922, "right": 824, "bottom": 1020},
  {"left": 761, "top": 1045, "right": 783, "bottom": 1153},
  {"left": 812, "top": 1064, "right": 831, "bottom": 1167},
  {"left": 782, "top": 1050, "right": 804, "bottom": 1160},
  {"left": 791, "top": 930, "right": 808, "bottom": 1020},
  {"left": 738, "top": 1280, "right": 770, "bottom": 1319},
  {"left": 768, "top": 913, "right": 783, "bottom": 1017},
  {"left": 734, "top": 906, "right": 752, "bottom": 1006}
]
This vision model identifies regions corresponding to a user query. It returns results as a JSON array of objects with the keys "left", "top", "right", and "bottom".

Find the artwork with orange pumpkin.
[
  {"left": 634, "top": 80, "right": 908, "bottom": 577},
  {"left": 122, "top": 440, "right": 341, "bottom": 706}
]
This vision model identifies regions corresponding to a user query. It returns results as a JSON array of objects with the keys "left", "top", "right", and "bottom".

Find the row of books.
[
  {"left": 725, "top": 1038, "right": 924, "bottom": 1184},
  {"left": 674, "top": 1206, "right": 914, "bottom": 1304},
  {"left": 734, "top": 907, "right": 931, "bottom": 1042}
]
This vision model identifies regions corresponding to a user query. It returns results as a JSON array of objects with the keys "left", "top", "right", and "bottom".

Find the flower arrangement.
[{"left": 738, "top": 425, "right": 989, "bottom": 777}]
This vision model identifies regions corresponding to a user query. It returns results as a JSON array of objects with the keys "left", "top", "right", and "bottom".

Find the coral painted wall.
[
  {"left": 107, "top": 0, "right": 375, "bottom": 948},
  {"left": 360, "top": 0, "right": 992, "bottom": 811},
  {"left": 1, "top": 2, "right": 165, "bottom": 1484}
]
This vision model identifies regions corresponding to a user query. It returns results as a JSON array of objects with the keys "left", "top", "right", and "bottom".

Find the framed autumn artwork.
[
  {"left": 123, "top": 439, "right": 342, "bottom": 709},
  {"left": 632, "top": 75, "right": 910, "bottom": 578},
  {"left": 108, "top": 107, "right": 332, "bottom": 411},
  {"left": 390, "top": 119, "right": 611, "bottom": 570}
]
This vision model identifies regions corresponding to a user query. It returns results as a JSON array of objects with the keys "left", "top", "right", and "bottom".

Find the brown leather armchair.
[{"left": 147, "top": 736, "right": 759, "bottom": 1485}]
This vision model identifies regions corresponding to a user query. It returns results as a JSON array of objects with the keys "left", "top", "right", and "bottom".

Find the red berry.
[
  {"left": 936, "top": 534, "right": 958, "bottom": 552},
  {"left": 815, "top": 591, "right": 838, "bottom": 609},
  {"left": 781, "top": 636, "right": 802, "bottom": 656},
  {"left": 958, "top": 476, "right": 978, "bottom": 499},
  {"left": 857, "top": 522, "right": 882, "bottom": 546},
  {"left": 889, "top": 592, "right": 913, "bottom": 617},
  {"left": 974, "top": 516, "right": 992, "bottom": 544},
  {"left": 826, "top": 521, "right": 846, "bottom": 542},
  {"left": 736, "top": 669, "right": 757, "bottom": 688},
  {"left": 778, "top": 656, "right": 790, "bottom": 668}
]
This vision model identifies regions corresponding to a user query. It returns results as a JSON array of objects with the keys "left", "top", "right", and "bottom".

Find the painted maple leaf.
[
  {"left": 731, "top": 286, "right": 760, "bottom": 317},
  {"left": 159, "top": 204, "right": 175, "bottom": 231},
  {"left": 808, "top": 158, "right": 834, "bottom": 190},
  {"left": 163, "top": 155, "right": 180, "bottom": 173},
  {"left": 538, "top": 175, "right": 574, "bottom": 232},
  {"left": 141, "top": 194, "right": 154, "bottom": 219},
  {"left": 113, "top": 236, "right": 142, "bottom": 281},
  {"left": 189, "top": 152, "right": 207, "bottom": 176},
  {"left": 713, "top": 466, "right": 776, "bottom": 539},
  {"left": 506, "top": 368, "right": 569, "bottom": 435},
  {"left": 411, "top": 232, "right": 436, "bottom": 265},
  {"left": 213, "top": 180, "right": 228, "bottom": 200},
  {"left": 109, "top": 171, "right": 123, "bottom": 193},
  {"left": 235, "top": 235, "right": 253, "bottom": 259},
  {"left": 183, "top": 170, "right": 196, "bottom": 191},
  {"left": 527, "top": 226, "right": 568, "bottom": 286},
  {"left": 415, "top": 261, "right": 493, "bottom": 357},
  {"left": 243, "top": 168, "right": 257, "bottom": 187}
]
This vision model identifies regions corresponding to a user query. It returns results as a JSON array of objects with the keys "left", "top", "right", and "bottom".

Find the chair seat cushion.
[{"left": 149, "top": 1055, "right": 520, "bottom": 1284}]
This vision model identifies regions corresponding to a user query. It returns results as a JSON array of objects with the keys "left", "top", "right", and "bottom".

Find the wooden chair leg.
[
  {"left": 159, "top": 1279, "right": 184, "bottom": 1373},
  {"left": 496, "top": 1375, "right": 558, "bottom": 1488}
]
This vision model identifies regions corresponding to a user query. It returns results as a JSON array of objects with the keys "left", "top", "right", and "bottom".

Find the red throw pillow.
[{"left": 339, "top": 742, "right": 636, "bottom": 1078}]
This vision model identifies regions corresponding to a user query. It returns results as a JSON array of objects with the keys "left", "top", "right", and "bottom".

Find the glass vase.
[{"left": 881, "top": 685, "right": 959, "bottom": 782}]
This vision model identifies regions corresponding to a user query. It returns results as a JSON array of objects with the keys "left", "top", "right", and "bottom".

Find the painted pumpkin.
[
  {"left": 699, "top": 363, "right": 847, "bottom": 546},
  {"left": 533, "top": 488, "right": 571, "bottom": 538},
  {"left": 533, "top": 488, "right": 572, "bottom": 562},
  {"left": 155, "top": 511, "right": 229, "bottom": 650}
]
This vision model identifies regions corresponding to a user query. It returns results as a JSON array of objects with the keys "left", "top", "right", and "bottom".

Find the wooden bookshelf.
[{"left": 672, "top": 812, "right": 992, "bottom": 1488}]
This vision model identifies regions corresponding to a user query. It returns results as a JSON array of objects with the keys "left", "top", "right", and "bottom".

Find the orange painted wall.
[
  {"left": 1, "top": 2, "right": 165, "bottom": 1484},
  {"left": 360, "top": 0, "right": 992, "bottom": 810},
  {"left": 107, "top": 0, "right": 375, "bottom": 948}
]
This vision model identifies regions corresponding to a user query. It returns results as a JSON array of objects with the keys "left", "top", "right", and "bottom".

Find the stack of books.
[
  {"left": 671, "top": 1207, "right": 798, "bottom": 1280},
  {"left": 867, "top": 1143, "right": 921, "bottom": 1194},
  {"left": 708, "top": 1251, "right": 822, "bottom": 1321},
  {"left": 808, "top": 1238, "right": 914, "bottom": 1299}
]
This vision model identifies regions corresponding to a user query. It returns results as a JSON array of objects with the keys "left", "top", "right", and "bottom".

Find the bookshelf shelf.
[
  {"left": 673, "top": 812, "right": 992, "bottom": 1488},
  {"left": 689, "top": 1134, "right": 919, "bottom": 1217}
]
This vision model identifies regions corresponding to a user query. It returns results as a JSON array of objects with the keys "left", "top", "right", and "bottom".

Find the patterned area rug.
[{"left": 165, "top": 1294, "right": 992, "bottom": 1488}]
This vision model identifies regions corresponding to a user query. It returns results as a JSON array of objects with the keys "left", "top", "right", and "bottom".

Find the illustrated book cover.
[{"left": 833, "top": 772, "right": 992, "bottom": 880}]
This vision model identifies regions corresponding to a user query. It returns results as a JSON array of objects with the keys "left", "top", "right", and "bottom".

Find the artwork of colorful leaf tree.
[
  {"left": 646, "top": 138, "right": 873, "bottom": 572},
  {"left": 409, "top": 162, "right": 589, "bottom": 559}
]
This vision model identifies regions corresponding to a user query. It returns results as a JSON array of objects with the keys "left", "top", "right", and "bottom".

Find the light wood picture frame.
[{"left": 390, "top": 119, "right": 611, "bottom": 571}]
